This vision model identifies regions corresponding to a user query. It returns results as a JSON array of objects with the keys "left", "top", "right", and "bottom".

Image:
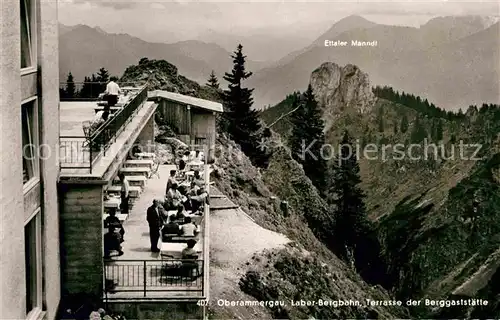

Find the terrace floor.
[
  {"left": 59, "top": 97, "right": 156, "bottom": 178},
  {"left": 104, "top": 164, "right": 206, "bottom": 300}
]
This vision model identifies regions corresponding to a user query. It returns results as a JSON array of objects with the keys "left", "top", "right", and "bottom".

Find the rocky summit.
[{"left": 310, "top": 62, "right": 375, "bottom": 130}]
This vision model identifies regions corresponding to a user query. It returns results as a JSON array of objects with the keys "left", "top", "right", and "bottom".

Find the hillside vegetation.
[{"left": 261, "top": 61, "right": 500, "bottom": 317}]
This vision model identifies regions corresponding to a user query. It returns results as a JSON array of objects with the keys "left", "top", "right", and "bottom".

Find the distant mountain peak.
[{"left": 312, "top": 15, "right": 378, "bottom": 45}]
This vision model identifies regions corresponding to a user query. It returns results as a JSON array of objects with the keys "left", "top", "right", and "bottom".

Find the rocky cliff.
[{"left": 310, "top": 62, "right": 375, "bottom": 131}]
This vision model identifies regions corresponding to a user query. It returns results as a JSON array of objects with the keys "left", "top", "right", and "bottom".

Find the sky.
[{"left": 58, "top": 0, "right": 500, "bottom": 43}]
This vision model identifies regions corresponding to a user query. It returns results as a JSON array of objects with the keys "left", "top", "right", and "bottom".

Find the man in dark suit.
[{"left": 146, "top": 199, "right": 162, "bottom": 252}]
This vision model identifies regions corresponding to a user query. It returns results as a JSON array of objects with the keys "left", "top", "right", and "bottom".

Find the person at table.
[
  {"left": 132, "top": 145, "right": 142, "bottom": 159},
  {"left": 166, "top": 170, "right": 178, "bottom": 194},
  {"left": 104, "top": 76, "right": 121, "bottom": 107},
  {"left": 190, "top": 188, "right": 209, "bottom": 213},
  {"left": 146, "top": 199, "right": 162, "bottom": 252},
  {"left": 89, "top": 110, "right": 110, "bottom": 133},
  {"left": 182, "top": 239, "right": 199, "bottom": 259},
  {"left": 165, "top": 183, "right": 183, "bottom": 210},
  {"left": 180, "top": 217, "right": 199, "bottom": 237},
  {"left": 189, "top": 181, "right": 200, "bottom": 197},
  {"left": 162, "top": 219, "right": 180, "bottom": 241},
  {"left": 104, "top": 226, "right": 124, "bottom": 258},
  {"left": 119, "top": 173, "right": 130, "bottom": 214},
  {"left": 192, "top": 170, "right": 204, "bottom": 187},
  {"left": 179, "top": 151, "right": 190, "bottom": 171},
  {"left": 104, "top": 208, "right": 125, "bottom": 240}
]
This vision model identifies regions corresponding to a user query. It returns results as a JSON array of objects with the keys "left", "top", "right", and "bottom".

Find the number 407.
[{"left": 197, "top": 300, "right": 209, "bottom": 306}]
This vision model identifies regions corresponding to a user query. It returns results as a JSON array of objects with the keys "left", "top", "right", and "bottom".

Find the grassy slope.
[
  {"left": 211, "top": 135, "right": 408, "bottom": 319},
  {"left": 261, "top": 95, "right": 500, "bottom": 316}
]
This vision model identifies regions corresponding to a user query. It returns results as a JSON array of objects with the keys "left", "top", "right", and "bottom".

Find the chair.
[
  {"left": 149, "top": 158, "right": 161, "bottom": 179},
  {"left": 82, "top": 121, "right": 93, "bottom": 149}
]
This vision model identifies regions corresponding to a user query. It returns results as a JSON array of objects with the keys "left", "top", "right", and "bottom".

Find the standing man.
[
  {"left": 146, "top": 199, "right": 162, "bottom": 252},
  {"left": 105, "top": 76, "right": 121, "bottom": 108}
]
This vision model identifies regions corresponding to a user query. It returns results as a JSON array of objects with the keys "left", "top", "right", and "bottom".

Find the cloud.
[{"left": 72, "top": 0, "right": 139, "bottom": 10}]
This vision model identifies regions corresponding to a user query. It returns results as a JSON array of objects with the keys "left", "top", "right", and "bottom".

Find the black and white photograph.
[{"left": 1, "top": 0, "right": 499, "bottom": 319}]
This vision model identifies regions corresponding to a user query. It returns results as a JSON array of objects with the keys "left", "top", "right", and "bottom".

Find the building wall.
[
  {"left": 1, "top": 0, "right": 60, "bottom": 318},
  {"left": 38, "top": 0, "right": 61, "bottom": 318},
  {"left": 191, "top": 111, "right": 216, "bottom": 147},
  {"left": 158, "top": 99, "right": 190, "bottom": 135},
  {"left": 59, "top": 184, "right": 104, "bottom": 297},
  {"left": 0, "top": 0, "right": 27, "bottom": 318},
  {"left": 135, "top": 115, "right": 155, "bottom": 151}
]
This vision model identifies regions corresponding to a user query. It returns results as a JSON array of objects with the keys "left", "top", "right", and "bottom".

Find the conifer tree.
[
  {"left": 206, "top": 70, "right": 219, "bottom": 89},
  {"left": 97, "top": 67, "right": 110, "bottom": 92},
  {"left": 289, "top": 84, "right": 327, "bottom": 193},
  {"left": 79, "top": 76, "right": 92, "bottom": 98},
  {"left": 410, "top": 116, "right": 428, "bottom": 143},
  {"left": 330, "top": 131, "right": 386, "bottom": 285},
  {"left": 65, "top": 72, "right": 76, "bottom": 98},
  {"left": 223, "top": 44, "right": 267, "bottom": 167},
  {"left": 400, "top": 114, "right": 409, "bottom": 133}
]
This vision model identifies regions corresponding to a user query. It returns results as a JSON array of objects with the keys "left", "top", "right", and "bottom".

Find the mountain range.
[
  {"left": 248, "top": 15, "right": 499, "bottom": 110},
  {"left": 59, "top": 15, "right": 499, "bottom": 111},
  {"left": 58, "top": 24, "right": 266, "bottom": 85}
]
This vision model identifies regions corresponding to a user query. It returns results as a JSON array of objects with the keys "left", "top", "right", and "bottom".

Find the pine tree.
[
  {"left": 206, "top": 70, "right": 219, "bottom": 89},
  {"left": 79, "top": 76, "right": 91, "bottom": 98},
  {"left": 65, "top": 72, "right": 76, "bottom": 98},
  {"left": 400, "top": 114, "right": 409, "bottom": 133},
  {"left": 330, "top": 131, "right": 387, "bottom": 286},
  {"left": 223, "top": 44, "right": 267, "bottom": 167},
  {"left": 410, "top": 116, "right": 428, "bottom": 143},
  {"left": 97, "top": 67, "right": 110, "bottom": 92},
  {"left": 289, "top": 84, "right": 327, "bottom": 193},
  {"left": 377, "top": 106, "right": 384, "bottom": 132}
]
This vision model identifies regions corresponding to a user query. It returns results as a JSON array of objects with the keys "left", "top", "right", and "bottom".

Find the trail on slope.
[{"left": 209, "top": 206, "right": 290, "bottom": 319}]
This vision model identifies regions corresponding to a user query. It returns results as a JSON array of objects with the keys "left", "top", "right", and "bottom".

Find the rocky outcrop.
[
  {"left": 120, "top": 58, "right": 221, "bottom": 101},
  {"left": 310, "top": 62, "right": 376, "bottom": 131}
]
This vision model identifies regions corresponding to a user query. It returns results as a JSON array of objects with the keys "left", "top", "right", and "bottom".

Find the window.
[
  {"left": 25, "top": 212, "right": 42, "bottom": 317},
  {"left": 20, "top": 0, "right": 36, "bottom": 69},
  {"left": 22, "top": 100, "right": 38, "bottom": 185}
]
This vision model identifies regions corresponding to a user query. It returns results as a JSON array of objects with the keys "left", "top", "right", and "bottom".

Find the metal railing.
[
  {"left": 59, "top": 86, "right": 148, "bottom": 173},
  {"left": 103, "top": 259, "right": 204, "bottom": 300},
  {"left": 60, "top": 81, "right": 144, "bottom": 101}
]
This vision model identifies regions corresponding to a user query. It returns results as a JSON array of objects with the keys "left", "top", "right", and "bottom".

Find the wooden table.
[
  {"left": 103, "top": 213, "right": 128, "bottom": 223},
  {"left": 160, "top": 241, "right": 202, "bottom": 257},
  {"left": 104, "top": 197, "right": 120, "bottom": 209}
]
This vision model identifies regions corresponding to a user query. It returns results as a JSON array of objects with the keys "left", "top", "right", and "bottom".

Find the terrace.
[
  {"left": 59, "top": 83, "right": 152, "bottom": 177},
  {"left": 102, "top": 164, "right": 210, "bottom": 303}
]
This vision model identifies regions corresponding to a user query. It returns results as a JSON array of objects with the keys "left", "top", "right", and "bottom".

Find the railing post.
[{"left": 143, "top": 260, "right": 147, "bottom": 297}]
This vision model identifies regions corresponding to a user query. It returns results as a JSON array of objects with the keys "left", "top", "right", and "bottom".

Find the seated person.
[
  {"left": 132, "top": 145, "right": 142, "bottom": 158},
  {"left": 182, "top": 239, "right": 199, "bottom": 259},
  {"left": 104, "top": 208, "right": 125, "bottom": 240},
  {"left": 189, "top": 150, "right": 204, "bottom": 162},
  {"left": 190, "top": 188, "right": 209, "bottom": 213},
  {"left": 192, "top": 170, "right": 204, "bottom": 187},
  {"left": 162, "top": 219, "right": 180, "bottom": 240},
  {"left": 181, "top": 239, "right": 200, "bottom": 278},
  {"left": 179, "top": 217, "right": 199, "bottom": 237},
  {"left": 179, "top": 151, "right": 190, "bottom": 171},
  {"left": 104, "top": 226, "right": 123, "bottom": 258},
  {"left": 165, "top": 183, "right": 183, "bottom": 210},
  {"left": 90, "top": 110, "right": 110, "bottom": 133},
  {"left": 189, "top": 181, "right": 200, "bottom": 197},
  {"left": 166, "top": 170, "right": 178, "bottom": 194}
]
